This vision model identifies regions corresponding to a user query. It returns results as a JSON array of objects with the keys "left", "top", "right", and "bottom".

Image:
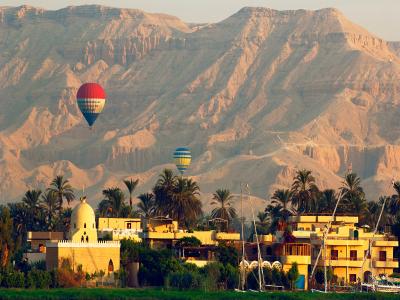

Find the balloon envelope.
[
  {"left": 76, "top": 83, "right": 106, "bottom": 127},
  {"left": 173, "top": 147, "right": 191, "bottom": 175}
]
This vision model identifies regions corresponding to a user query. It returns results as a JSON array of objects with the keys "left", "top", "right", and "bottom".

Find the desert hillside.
[{"left": 0, "top": 5, "right": 399, "bottom": 215}]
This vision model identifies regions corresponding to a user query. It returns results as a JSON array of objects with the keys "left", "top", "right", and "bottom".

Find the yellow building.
[
  {"left": 98, "top": 217, "right": 142, "bottom": 241},
  {"left": 141, "top": 217, "right": 240, "bottom": 250},
  {"left": 46, "top": 197, "right": 120, "bottom": 275},
  {"left": 290, "top": 215, "right": 399, "bottom": 285}
]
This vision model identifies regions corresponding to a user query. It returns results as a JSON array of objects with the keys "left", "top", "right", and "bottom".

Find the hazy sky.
[{"left": 3, "top": 0, "right": 400, "bottom": 41}]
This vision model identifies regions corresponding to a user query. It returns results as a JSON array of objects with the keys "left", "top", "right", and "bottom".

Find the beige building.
[
  {"left": 46, "top": 197, "right": 120, "bottom": 275},
  {"left": 98, "top": 217, "right": 142, "bottom": 241}
]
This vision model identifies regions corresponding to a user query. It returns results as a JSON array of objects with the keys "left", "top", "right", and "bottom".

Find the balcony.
[
  {"left": 373, "top": 240, "right": 398, "bottom": 247},
  {"left": 215, "top": 232, "right": 240, "bottom": 241},
  {"left": 312, "top": 257, "right": 364, "bottom": 267},
  {"left": 372, "top": 259, "right": 399, "bottom": 268},
  {"left": 141, "top": 231, "right": 175, "bottom": 239}
]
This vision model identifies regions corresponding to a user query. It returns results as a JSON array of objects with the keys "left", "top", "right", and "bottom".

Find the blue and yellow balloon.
[{"left": 173, "top": 147, "right": 191, "bottom": 175}]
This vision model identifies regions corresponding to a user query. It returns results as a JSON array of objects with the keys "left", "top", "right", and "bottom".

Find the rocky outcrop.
[{"left": 0, "top": 5, "right": 399, "bottom": 207}]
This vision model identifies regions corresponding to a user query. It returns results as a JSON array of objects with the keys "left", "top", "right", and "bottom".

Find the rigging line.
[
  {"left": 358, "top": 178, "right": 394, "bottom": 282},
  {"left": 310, "top": 189, "right": 344, "bottom": 280},
  {"left": 246, "top": 183, "right": 264, "bottom": 291}
]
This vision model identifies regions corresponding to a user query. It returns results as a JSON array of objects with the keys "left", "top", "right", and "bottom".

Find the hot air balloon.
[
  {"left": 173, "top": 147, "right": 191, "bottom": 175},
  {"left": 76, "top": 83, "right": 106, "bottom": 127}
]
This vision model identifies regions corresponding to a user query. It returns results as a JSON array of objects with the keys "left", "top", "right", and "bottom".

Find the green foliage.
[
  {"left": 4, "top": 270, "right": 25, "bottom": 288},
  {"left": 287, "top": 262, "right": 299, "bottom": 290},
  {"left": 0, "top": 206, "right": 14, "bottom": 268},
  {"left": 138, "top": 247, "right": 182, "bottom": 286},
  {"left": 26, "top": 269, "right": 51, "bottom": 289},
  {"left": 167, "top": 270, "right": 203, "bottom": 290},
  {"left": 176, "top": 236, "right": 201, "bottom": 248},
  {"left": 215, "top": 243, "right": 238, "bottom": 266},
  {"left": 120, "top": 239, "right": 144, "bottom": 265}
]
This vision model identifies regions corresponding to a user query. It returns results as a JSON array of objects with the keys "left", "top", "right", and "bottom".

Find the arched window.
[
  {"left": 84, "top": 223, "right": 86, "bottom": 228},
  {"left": 108, "top": 259, "right": 114, "bottom": 273},
  {"left": 86, "top": 236, "right": 89, "bottom": 243},
  {"left": 354, "top": 230, "right": 359, "bottom": 240},
  {"left": 81, "top": 236, "right": 84, "bottom": 243}
]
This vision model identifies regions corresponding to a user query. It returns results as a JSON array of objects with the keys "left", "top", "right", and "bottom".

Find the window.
[
  {"left": 84, "top": 223, "right": 86, "bottom": 228},
  {"left": 353, "top": 230, "right": 359, "bottom": 240},
  {"left": 108, "top": 259, "right": 114, "bottom": 273},
  {"left": 364, "top": 250, "right": 371, "bottom": 259},
  {"left": 379, "top": 251, "right": 387, "bottom": 261},
  {"left": 350, "top": 250, "right": 357, "bottom": 261},
  {"left": 349, "top": 274, "right": 357, "bottom": 283},
  {"left": 331, "top": 249, "right": 338, "bottom": 260},
  {"left": 86, "top": 236, "right": 89, "bottom": 242},
  {"left": 81, "top": 236, "right": 84, "bottom": 243},
  {"left": 127, "top": 223, "right": 131, "bottom": 229}
]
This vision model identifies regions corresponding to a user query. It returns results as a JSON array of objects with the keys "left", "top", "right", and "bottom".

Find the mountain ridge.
[{"left": 0, "top": 5, "right": 399, "bottom": 217}]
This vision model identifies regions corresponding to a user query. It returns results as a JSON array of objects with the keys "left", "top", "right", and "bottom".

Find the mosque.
[{"left": 46, "top": 197, "right": 120, "bottom": 275}]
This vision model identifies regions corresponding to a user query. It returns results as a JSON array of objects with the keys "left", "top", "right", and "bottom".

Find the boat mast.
[
  {"left": 240, "top": 183, "right": 246, "bottom": 290},
  {"left": 246, "top": 183, "right": 264, "bottom": 291}
]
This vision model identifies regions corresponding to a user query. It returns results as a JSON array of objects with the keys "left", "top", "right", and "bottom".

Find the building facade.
[{"left": 46, "top": 197, "right": 120, "bottom": 275}]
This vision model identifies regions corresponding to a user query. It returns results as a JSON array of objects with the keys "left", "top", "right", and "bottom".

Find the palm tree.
[
  {"left": 137, "top": 193, "right": 155, "bottom": 219},
  {"left": 102, "top": 187, "right": 127, "bottom": 218},
  {"left": 123, "top": 178, "right": 139, "bottom": 209},
  {"left": 339, "top": 173, "right": 365, "bottom": 215},
  {"left": 48, "top": 176, "right": 75, "bottom": 211},
  {"left": 22, "top": 189, "right": 42, "bottom": 230},
  {"left": 291, "top": 169, "right": 318, "bottom": 213},
  {"left": 256, "top": 211, "right": 269, "bottom": 235},
  {"left": 211, "top": 189, "right": 237, "bottom": 230},
  {"left": 169, "top": 177, "right": 202, "bottom": 229},
  {"left": 320, "top": 189, "right": 337, "bottom": 214},
  {"left": 271, "top": 189, "right": 294, "bottom": 215},
  {"left": 364, "top": 201, "right": 381, "bottom": 229},
  {"left": 41, "top": 190, "right": 60, "bottom": 230},
  {"left": 153, "top": 169, "right": 177, "bottom": 216},
  {"left": 265, "top": 204, "right": 284, "bottom": 233}
]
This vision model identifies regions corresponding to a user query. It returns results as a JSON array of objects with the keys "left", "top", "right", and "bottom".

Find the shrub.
[
  {"left": 26, "top": 269, "right": 51, "bottom": 288},
  {"left": 4, "top": 271, "right": 25, "bottom": 288},
  {"left": 287, "top": 262, "right": 299, "bottom": 290},
  {"left": 201, "top": 262, "right": 222, "bottom": 291},
  {"left": 167, "top": 270, "right": 202, "bottom": 290},
  {"left": 175, "top": 236, "right": 201, "bottom": 248},
  {"left": 215, "top": 243, "right": 238, "bottom": 266},
  {"left": 224, "top": 263, "right": 239, "bottom": 290}
]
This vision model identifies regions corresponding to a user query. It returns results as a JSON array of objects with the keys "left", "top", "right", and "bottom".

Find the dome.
[{"left": 69, "top": 197, "right": 97, "bottom": 242}]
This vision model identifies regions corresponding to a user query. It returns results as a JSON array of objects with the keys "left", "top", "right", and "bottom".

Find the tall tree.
[
  {"left": 48, "top": 176, "right": 75, "bottom": 211},
  {"left": 339, "top": 173, "right": 365, "bottom": 215},
  {"left": 271, "top": 189, "right": 294, "bottom": 216},
  {"left": 22, "top": 189, "right": 43, "bottom": 231},
  {"left": 170, "top": 178, "right": 202, "bottom": 228},
  {"left": 153, "top": 169, "right": 177, "bottom": 216},
  {"left": 137, "top": 193, "right": 155, "bottom": 219},
  {"left": 123, "top": 178, "right": 139, "bottom": 209},
  {"left": 0, "top": 206, "right": 13, "bottom": 268},
  {"left": 102, "top": 187, "right": 127, "bottom": 218},
  {"left": 319, "top": 189, "right": 337, "bottom": 214},
  {"left": 291, "top": 169, "right": 318, "bottom": 213},
  {"left": 211, "top": 189, "right": 237, "bottom": 230},
  {"left": 41, "top": 190, "right": 60, "bottom": 230}
]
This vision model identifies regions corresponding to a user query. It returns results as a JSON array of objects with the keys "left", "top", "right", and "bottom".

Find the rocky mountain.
[{"left": 0, "top": 5, "right": 399, "bottom": 215}]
